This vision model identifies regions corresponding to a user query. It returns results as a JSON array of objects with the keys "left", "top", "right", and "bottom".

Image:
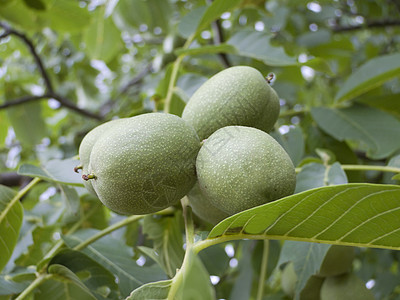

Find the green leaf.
[
  {"left": 198, "top": 244, "right": 229, "bottom": 277},
  {"left": 127, "top": 279, "right": 172, "bottom": 299},
  {"left": 22, "top": 0, "right": 46, "bottom": 10},
  {"left": 176, "top": 74, "right": 208, "bottom": 99},
  {"left": 227, "top": 29, "right": 297, "bottom": 66},
  {"left": 45, "top": 0, "right": 92, "bottom": 32},
  {"left": 174, "top": 250, "right": 215, "bottom": 300},
  {"left": 302, "top": 57, "right": 334, "bottom": 76},
  {"left": 175, "top": 44, "right": 236, "bottom": 57},
  {"left": 49, "top": 249, "right": 120, "bottom": 300},
  {"left": 392, "top": 174, "right": 400, "bottom": 180},
  {"left": 142, "top": 214, "right": 185, "bottom": 278},
  {"left": 208, "top": 184, "right": 400, "bottom": 250},
  {"left": 15, "top": 225, "right": 58, "bottom": 267},
  {"left": 18, "top": 158, "right": 83, "bottom": 186},
  {"left": 0, "top": 112, "right": 8, "bottom": 147},
  {"left": 278, "top": 241, "right": 330, "bottom": 300},
  {"left": 295, "top": 162, "right": 348, "bottom": 193},
  {"left": 59, "top": 185, "right": 80, "bottom": 223},
  {"left": 84, "top": 8, "right": 123, "bottom": 63},
  {"left": 272, "top": 126, "right": 305, "bottom": 167},
  {"left": 178, "top": 6, "right": 207, "bottom": 38},
  {"left": 115, "top": 0, "right": 172, "bottom": 31},
  {"left": 0, "top": 275, "right": 30, "bottom": 295},
  {"left": 4, "top": 81, "right": 47, "bottom": 146},
  {"left": 6, "top": 101, "right": 47, "bottom": 146},
  {"left": 39, "top": 264, "right": 97, "bottom": 300},
  {"left": 64, "top": 230, "right": 167, "bottom": 297},
  {"left": 335, "top": 53, "right": 400, "bottom": 102},
  {"left": 229, "top": 241, "right": 254, "bottom": 300},
  {"left": 0, "top": 185, "right": 21, "bottom": 272},
  {"left": 311, "top": 105, "right": 400, "bottom": 159},
  {"left": 357, "top": 93, "right": 400, "bottom": 117},
  {"left": 195, "top": 0, "right": 241, "bottom": 36}
]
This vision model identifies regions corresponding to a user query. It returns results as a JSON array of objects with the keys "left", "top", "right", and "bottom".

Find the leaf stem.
[
  {"left": 256, "top": 240, "right": 269, "bottom": 300},
  {"left": 167, "top": 197, "right": 195, "bottom": 299},
  {"left": 15, "top": 273, "right": 53, "bottom": 300},
  {"left": 164, "top": 35, "right": 195, "bottom": 114},
  {"left": 279, "top": 108, "right": 309, "bottom": 118},
  {"left": 73, "top": 214, "right": 143, "bottom": 251},
  {"left": 42, "top": 206, "right": 99, "bottom": 261},
  {"left": 341, "top": 164, "right": 400, "bottom": 173},
  {"left": 0, "top": 177, "right": 40, "bottom": 222}
]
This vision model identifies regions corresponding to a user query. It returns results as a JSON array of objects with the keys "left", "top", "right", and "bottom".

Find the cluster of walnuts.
[{"left": 76, "top": 66, "right": 296, "bottom": 224}]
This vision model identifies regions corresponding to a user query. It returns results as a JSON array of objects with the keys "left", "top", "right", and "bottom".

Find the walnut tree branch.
[
  {"left": 0, "top": 93, "right": 103, "bottom": 120},
  {"left": 211, "top": 18, "right": 232, "bottom": 68},
  {"left": 0, "top": 22, "right": 103, "bottom": 120},
  {"left": 333, "top": 19, "right": 400, "bottom": 32}
]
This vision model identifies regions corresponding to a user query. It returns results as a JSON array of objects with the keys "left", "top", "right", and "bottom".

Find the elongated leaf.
[
  {"left": 45, "top": 0, "right": 92, "bottom": 32},
  {"left": 127, "top": 279, "right": 172, "bottom": 299},
  {"left": 229, "top": 241, "right": 254, "bottom": 300},
  {"left": 38, "top": 264, "right": 97, "bottom": 300},
  {"left": 295, "top": 162, "right": 348, "bottom": 193},
  {"left": 175, "top": 44, "right": 236, "bottom": 57},
  {"left": 208, "top": 184, "right": 400, "bottom": 250},
  {"left": 115, "top": 0, "right": 172, "bottom": 31},
  {"left": 272, "top": 126, "right": 305, "bottom": 167},
  {"left": 64, "top": 230, "right": 166, "bottom": 297},
  {"left": 59, "top": 185, "right": 80, "bottom": 223},
  {"left": 5, "top": 81, "right": 47, "bottom": 146},
  {"left": 0, "top": 275, "right": 30, "bottom": 295},
  {"left": 227, "top": 29, "right": 297, "bottom": 66},
  {"left": 335, "top": 53, "right": 400, "bottom": 102},
  {"left": 357, "top": 93, "right": 400, "bottom": 117},
  {"left": 278, "top": 241, "right": 330, "bottom": 300},
  {"left": 142, "top": 214, "right": 185, "bottom": 278},
  {"left": 84, "top": 8, "right": 123, "bottom": 63},
  {"left": 178, "top": 6, "right": 207, "bottom": 38},
  {"left": 18, "top": 158, "right": 83, "bottom": 186},
  {"left": 49, "top": 249, "right": 119, "bottom": 300},
  {"left": 0, "top": 185, "right": 22, "bottom": 272},
  {"left": 195, "top": 0, "right": 241, "bottom": 35},
  {"left": 175, "top": 250, "right": 215, "bottom": 300},
  {"left": 311, "top": 105, "right": 400, "bottom": 159}
]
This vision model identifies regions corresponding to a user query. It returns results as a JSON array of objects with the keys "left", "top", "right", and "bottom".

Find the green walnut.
[
  {"left": 182, "top": 66, "right": 280, "bottom": 140},
  {"left": 281, "top": 262, "right": 324, "bottom": 300},
  {"left": 196, "top": 126, "right": 296, "bottom": 215},
  {"left": 187, "top": 183, "right": 230, "bottom": 225},
  {"left": 76, "top": 118, "right": 127, "bottom": 196},
  {"left": 317, "top": 245, "right": 355, "bottom": 277},
  {"left": 320, "top": 273, "right": 374, "bottom": 300},
  {"left": 84, "top": 113, "right": 201, "bottom": 215}
]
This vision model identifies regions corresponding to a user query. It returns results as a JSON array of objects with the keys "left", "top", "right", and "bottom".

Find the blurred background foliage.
[{"left": 1, "top": 0, "right": 400, "bottom": 299}]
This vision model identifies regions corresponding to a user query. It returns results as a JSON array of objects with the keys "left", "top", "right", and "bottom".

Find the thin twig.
[
  {"left": 333, "top": 19, "right": 400, "bottom": 32},
  {"left": 0, "top": 93, "right": 103, "bottom": 120},
  {"left": 0, "top": 21, "right": 53, "bottom": 92},
  {"left": 0, "top": 21, "right": 103, "bottom": 120},
  {"left": 211, "top": 19, "right": 231, "bottom": 68}
]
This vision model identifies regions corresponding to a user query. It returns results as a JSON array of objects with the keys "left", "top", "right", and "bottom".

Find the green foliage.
[{"left": 1, "top": 0, "right": 400, "bottom": 299}]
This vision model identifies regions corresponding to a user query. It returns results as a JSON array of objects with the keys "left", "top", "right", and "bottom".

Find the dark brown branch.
[
  {"left": 0, "top": 21, "right": 103, "bottom": 120},
  {"left": 0, "top": 21, "right": 54, "bottom": 92},
  {"left": 211, "top": 19, "right": 232, "bottom": 68},
  {"left": 0, "top": 93, "right": 103, "bottom": 120},
  {"left": 333, "top": 19, "right": 400, "bottom": 32},
  {"left": 0, "top": 172, "right": 31, "bottom": 187}
]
